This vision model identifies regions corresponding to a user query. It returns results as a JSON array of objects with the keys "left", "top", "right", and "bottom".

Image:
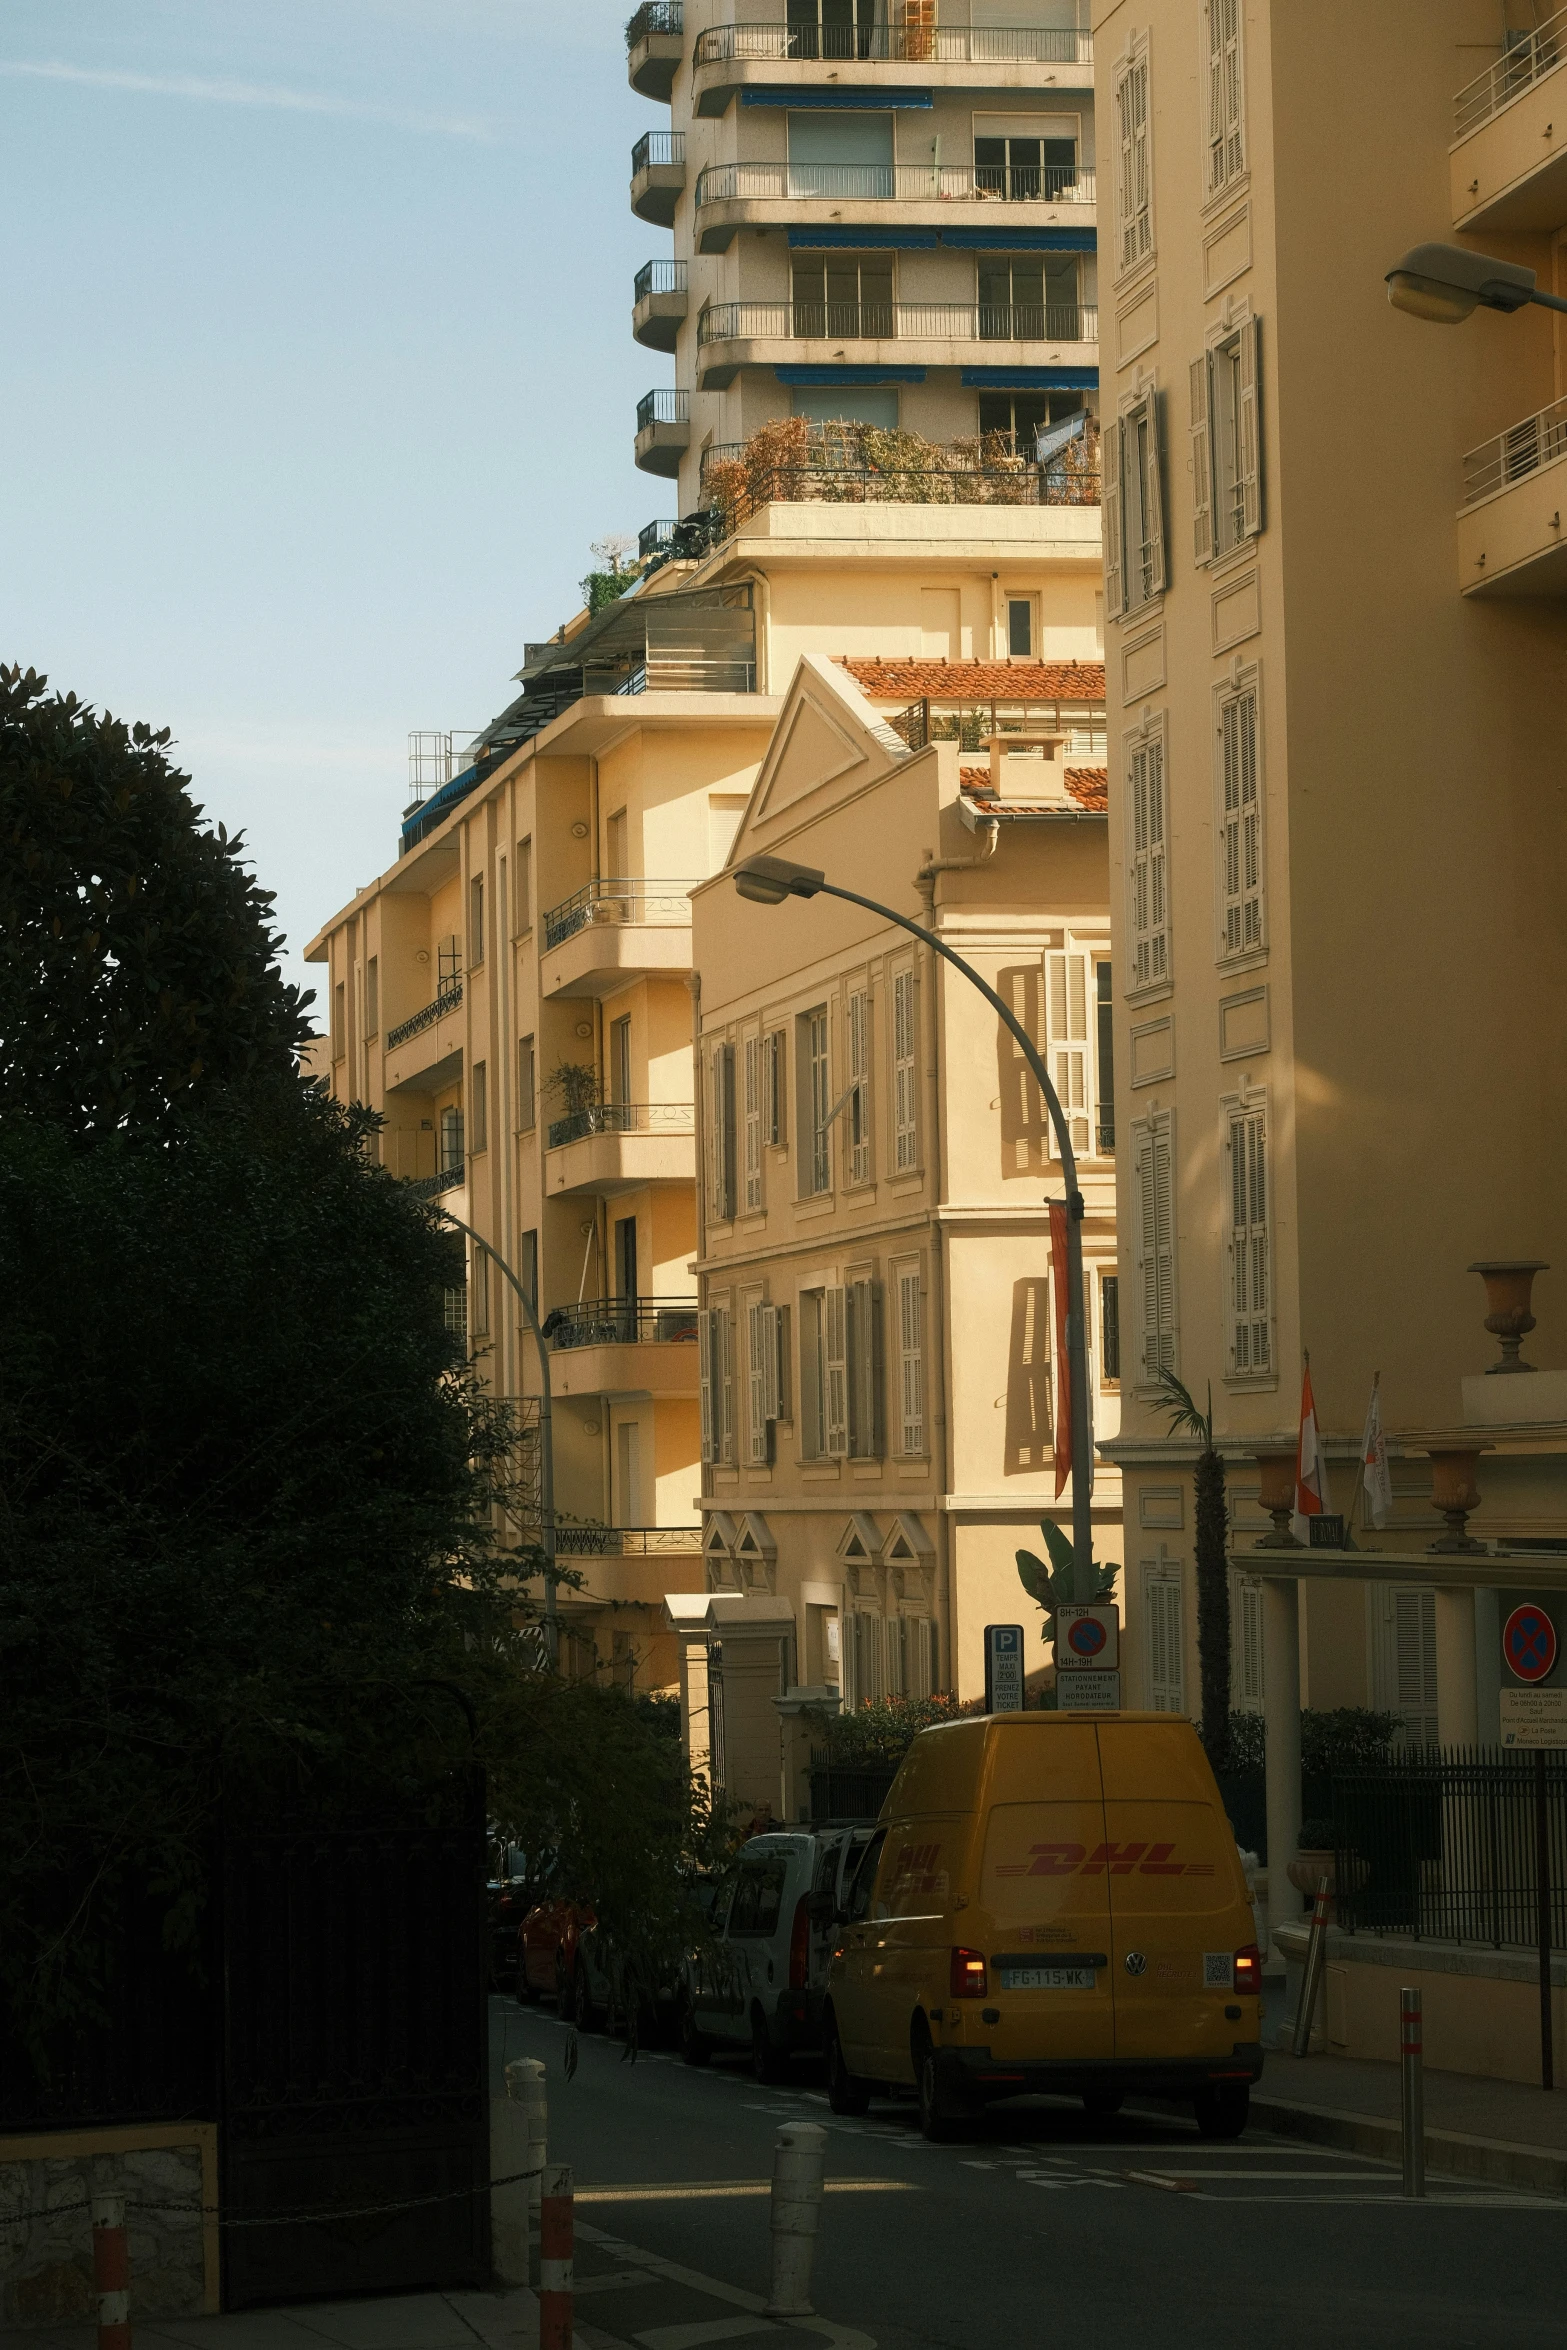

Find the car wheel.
[
  {"left": 1082, "top": 2089, "right": 1123, "bottom": 2120},
  {"left": 915, "top": 2033, "right": 965, "bottom": 2143},
  {"left": 678, "top": 1999, "right": 711, "bottom": 2067},
  {"left": 824, "top": 2017, "right": 870, "bottom": 2117},
  {"left": 751, "top": 2011, "right": 789, "bottom": 2086},
  {"left": 1193, "top": 2084, "right": 1249, "bottom": 2140},
  {"left": 573, "top": 1963, "right": 601, "bottom": 2034}
]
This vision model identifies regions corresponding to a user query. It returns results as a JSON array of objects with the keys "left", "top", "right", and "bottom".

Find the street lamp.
[
  {"left": 435, "top": 1207, "right": 559, "bottom": 1668},
  {"left": 733, "top": 852, "right": 1097, "bottom": 1592},
  {"left": 1385, "top": 240, "right": 1567, "bottom": 325}
]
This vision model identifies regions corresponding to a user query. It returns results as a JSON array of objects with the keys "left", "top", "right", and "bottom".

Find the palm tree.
[{"left": 1150, "top": 1367, "right": 1232, "bottom": 1774}]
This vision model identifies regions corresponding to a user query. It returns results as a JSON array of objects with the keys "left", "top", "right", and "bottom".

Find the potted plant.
[{"left": 1287, "top": 1818, "right": 1338, "bottom": 1908}]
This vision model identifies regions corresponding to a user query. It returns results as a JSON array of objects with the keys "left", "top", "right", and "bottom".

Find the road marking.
[
  {"left": 575, "top": 2180, "right": 922, "bottom": 2202},
  {"left": 1128, "top": 2169, "right": 1396, "bottom": 2182},
  {"left": 1122, "top": 2172, "right": 1199, "bottom": 2194},
  {"left": 634, "top": 2319, "right": 777, "bottom": 2350},
  {"left": 574, "top": 2217, "right": 876, "bottom": 2350}
]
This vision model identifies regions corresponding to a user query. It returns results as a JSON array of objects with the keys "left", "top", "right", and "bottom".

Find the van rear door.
[
  {"left": 1095, "top": 1720, "right": 1253, "bottom": 2064},
  {"left": 975, "top": 1721, "right": 1114, "bottom": 2061}
]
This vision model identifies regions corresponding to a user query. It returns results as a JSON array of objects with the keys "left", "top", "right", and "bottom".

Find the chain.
[{"left": 0, "top": 2168, "right": 548, "bottom": 2235}]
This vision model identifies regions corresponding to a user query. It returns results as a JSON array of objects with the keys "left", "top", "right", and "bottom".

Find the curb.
[{"left": 1249, "top": 2093, "right": 1567, "bottom": 2201}]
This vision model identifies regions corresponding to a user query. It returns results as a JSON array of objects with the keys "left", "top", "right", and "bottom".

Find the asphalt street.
[{"left": 492, "top": 1994, "right": 1565, "bottom": 2350}]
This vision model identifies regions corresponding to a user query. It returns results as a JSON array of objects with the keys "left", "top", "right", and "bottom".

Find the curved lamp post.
[
  {"left": 1385, "top": 240, "right": 1567, "bottom": 324},
  {"left": 732, "top": 852, "right": 1096, "bottom": 1592},
  {"left": 435, "top": 1206, "right": 559, "bottom": 1667}
]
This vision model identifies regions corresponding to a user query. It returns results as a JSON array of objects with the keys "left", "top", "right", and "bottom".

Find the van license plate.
[{"left": 999, "top": 1965, "right": 1097, "bottom": 1991}]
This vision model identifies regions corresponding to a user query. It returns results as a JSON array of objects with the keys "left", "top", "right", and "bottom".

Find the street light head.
[
  {"left": 733, "top": 854, "right": 826, "bottom": 904},
  {"left": 1385, "top": 241, "right": 1537, "bottom": 324}
]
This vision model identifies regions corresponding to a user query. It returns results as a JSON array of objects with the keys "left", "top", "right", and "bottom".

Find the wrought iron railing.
[
  {"left": 545, "top": 1100, "right": 695, "bottom": 1150},
  {"left": 543, "top": 875, "right": 699, "bottom": 949},
  {"left": 808, "top": 1752, "right": 898, "bottom": 1825},
  {"left": 1096, "top": 1114, "right": 1116, "bottom": 1156},
  {"left": 634, "top": 258, "right": 688, "bottom": 304},
  {"left": 631, "top": 130, "right": 685, "bottom": 175},
  {"left": 890, "top": 701, "right": 1107, "bottom": 755},
  {"left": 697, "top": 22, "right": 1092, "bottom": 67},
  {"left": 708, "top": 457, "right": 1099, "bottom": 517},
  {"left": 638, "top": 518, "right": 677, "bottom": 558},
  {"left": 408, "top": 1160, "right": 465, "bottom": 1199},
  {"left": 1455, "top": 10, "right": 1566, "bottom": 138},
  {"left": 696, "top": 160, "right": 1094, "bottom": 207},
  {"left": 626, "top": 0, "right": 683, "bottom": 47},
  {"left": 700, "top": 299, "right": 1096, "bottom": 345},
  {"left": 548, "top": 1295, "right": 700, "bottom": 1349},
  {"left": 1462, "top": 392, "right": 1567, "bottom": 507},
  {"left": 555, "top": 1522, "right": 702, "bottom": 1555},
  {"left": 636, "top": 387, "right": 690, "bottom": 433},
  {"left": 1333, "top": 1751, "right": 1567, "bottom": 1950},
  {"left": 386, "top": 977, "right": 464, "bottom": 1050}
]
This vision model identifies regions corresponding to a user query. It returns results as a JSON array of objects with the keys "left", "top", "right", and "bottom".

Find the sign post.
[{"left": 984, "top": 1624, "right": 1025, "bottom": 1714}]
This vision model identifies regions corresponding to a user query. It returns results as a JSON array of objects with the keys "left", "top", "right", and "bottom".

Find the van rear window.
[{"left": 728, "top": 1858, "right": 788, "bottom": 1936}]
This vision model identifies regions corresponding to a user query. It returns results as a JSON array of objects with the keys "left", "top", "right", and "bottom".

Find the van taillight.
[
  {"left": 950, "top": 1947, "right": 988, "bottom": 1999},
  {"left": 789, "top": 1895, "right": 811, "bottom": 1990},
  {"left": 1234, "top": 1944, "right": 1262, "bottom": 1996}
]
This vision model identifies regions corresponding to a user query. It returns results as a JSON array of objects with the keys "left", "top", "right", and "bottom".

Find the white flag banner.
[{"left": 1361, "top": 1374, "right": 1392, "bottom": 1530}]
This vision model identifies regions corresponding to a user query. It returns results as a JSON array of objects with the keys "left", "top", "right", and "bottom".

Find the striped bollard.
[
  {"left": 1401, "top": 1987, "right": 1425, "bottom": 2200},
  {"left": 538, "top": 2162, "right": 573, "bottom": 2350},
  {"left": 91, "top": 2192, "right": 131, "bottom": 2350}
]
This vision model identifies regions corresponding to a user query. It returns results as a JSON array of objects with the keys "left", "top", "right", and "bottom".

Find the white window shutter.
[
  {"left": 1101, "top": 416, "right": 1124, "bottom": 619},
  {"left": 1238, "top": 317, "right": 1262, "bottom": 539},
  {"left": 746, "top": 1300, "right": 771, "bottom": 1464},
  {"left": 1226, "top": 1104, "right": 1270, "bottom": 1375},
  {"left": 1394, "top": 1590, "right": 1439, "bottom": 1748},
  {"left": 698, "top": 1307, "right": 715, "bottom": 1464},
  {"left": 1134, "top": 1119, "right": 1178, "bottom": 1382},
  {"left": 825, "top": 1285, "right": 849, "bottom": 1458},
  {"left": 1189, "top": 354, "right": 1213, "bottom": 566},
  {"left": 1146, "top": 1572, "right": 1185, "bottom": 1713},
  {"left": 915, "top": 1616, "right": 935, "bottom": 1698},
  {"left": 716, "top": 1306, "right": 734, "bottom": 1464},
  {"left": 848, "top": 1276, "right": 881, "bottom": 1458},
  {"left": 892, "top": 969, "right": 918, "bottom": 1170},
  {"left": 1152, "top": 1124, "right": 1177, "bottom": 1373},
  {"left": 1139, "top": 388, "right": 1166, "bottom": 597},
  {"left": 1116, "top": 53, "right": 1151, "bottom": 273},
  {"left": 898, "top": 1266, "right": 925, "bottom": 1456},
  {"left": 847, "top": 987, "right": 870, "bottom": 1185},
  {"left": 772, "top": 1301, "right": 790, "bottom": 1422},
  {"left": 1045, "top": 949, "right": 1091, "bottom": 1160},
  {"left": 743, "top": 1035, "right": 763, "bottom": 1210}
]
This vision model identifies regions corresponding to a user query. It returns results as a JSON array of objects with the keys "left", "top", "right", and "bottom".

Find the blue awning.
[
  {"left": 936, "top": 226, "right": 1096, "bottom": 253},
  {"left": 776, "top": 364, "right": 927, "bottom": 385},
  {"left": 788, "top": 226, "right": 939, "bottom": 248},
  {"left": 743, "top": 87, "right": 933, "bottom": 107},
  {"left": 961, "top": 366, "right": 1099, "bottom": 390}
]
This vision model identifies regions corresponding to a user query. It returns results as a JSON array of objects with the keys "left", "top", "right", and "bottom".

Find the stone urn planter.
[
  {"left": 1469, "top": 1259, "right": 1549, "bottom": 1374},
  {"left": 1286, "top": 1846, "right": 1368, "bottom": 1918}
]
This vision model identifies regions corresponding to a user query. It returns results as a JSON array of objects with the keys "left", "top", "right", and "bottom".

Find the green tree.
[{"left": 1150, "top": 1368, "right": 1232, "bottom": 1772}]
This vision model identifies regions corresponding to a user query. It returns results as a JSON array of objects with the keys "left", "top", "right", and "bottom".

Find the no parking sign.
[
  {"left": 1056, "top": 1604, "right": 1120, "bottom": 1671},
  {"left": 1503, "top": 1604, "right": 1559, "bottom": 1685}
]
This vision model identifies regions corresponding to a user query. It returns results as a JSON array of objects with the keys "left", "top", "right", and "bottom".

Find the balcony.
[
  {"left": 407, "top": 1161, "right": 466, "bottom": 1200},
  {"left": 630, "top": 130, "right": 685, "bottom": 226},
  {"left": 626, "top": 0, "right": 683, "bottom": 101},
  {"left": 1457, "top": 393, "right": 1567, "bottom": 595},
  {"left": 554, "top": 1523, "right": 703, "bottom": 1556},
  {"left": 544, "top": 1101, "right": 696, "bottom": 1197},
  {"left": 540, "top": 876, "right": 699, "bottom": 998},
  {"left": 696, "top": 297, "right": 1097, "bottom": 388},
  {"left": 547, "top": 1294, "right": 701, "bottom": 1403},
  {"left": 635, "top": 387, "right": 691, "bottom": 476},
  {"left": 692, "top": 160, "right": 1094, "bottom": 251},
  {"left": 633, "top": 258, "right": 688, "bottom": 352},
  {"left": 701, "top": 420, "right": 1100, "bottom": 527},
  {"left": 1452, "top": 11, "right": 1567, "bottom": 229},
  {"left": 692, "top": 20, "right": 1092, "bottom": 115},
  {"left": 383, "top": 976, "right": 463, "bottom": 1089}
]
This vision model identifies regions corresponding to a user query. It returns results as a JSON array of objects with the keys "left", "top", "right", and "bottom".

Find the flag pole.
[{"left": 1339, "top": 1368, "right": 1378, "bottom": 1552}]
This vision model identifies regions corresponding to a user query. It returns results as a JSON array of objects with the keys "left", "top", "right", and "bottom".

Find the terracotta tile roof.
[
  {"left": 838, "top": 655, "right": 1106, "bottom": 703},
  {"left": 960, "top": 763, "right": 1108, "bottom": 814}
]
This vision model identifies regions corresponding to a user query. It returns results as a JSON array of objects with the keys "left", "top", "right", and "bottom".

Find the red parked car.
[{"left": 517, "top": 1895, "right": 596, "bottom": 2004}]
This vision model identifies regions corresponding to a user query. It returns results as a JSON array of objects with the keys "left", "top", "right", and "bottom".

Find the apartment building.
[
  {"left": 627, "top": 0, "right": 1100, "bottom": 513},
  {"left": 1092, "top": 2, "right": 1567, "bottom": 1761},
  {"left": 674, "top": 651, "right": 1117, "bottom": 1815}
]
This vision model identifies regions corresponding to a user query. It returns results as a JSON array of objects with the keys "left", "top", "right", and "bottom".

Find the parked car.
[
  {"left": 566, "top": 1873, "right": 724, "bottom": 2044},
  {"left": 487, "top": 1843, "right": 536, "bottom": 1990},
  {"left": 517, "top": 1894, "right": 595, "bottom": 2003},
  {"left": 677, "top": 1827, "right": 877, "bottom": 2081}
]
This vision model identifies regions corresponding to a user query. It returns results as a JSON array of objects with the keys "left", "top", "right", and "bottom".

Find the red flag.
[
  {"left": 1293, "top": 1354, "right": 1330, "bottom": 1538},
  {"left": 1050, "top": 1202, "right": 1071, "bottom": 1498}
]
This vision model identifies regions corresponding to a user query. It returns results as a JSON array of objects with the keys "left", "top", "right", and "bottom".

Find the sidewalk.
[{"left": 1246, "top": 2044, "right": 1567, "bottom": 2198}]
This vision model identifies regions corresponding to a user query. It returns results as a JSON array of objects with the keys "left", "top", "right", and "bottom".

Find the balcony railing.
[
  {"left": 695, "top": 160, "right": 1094, "bottom": 207},
  {"left": 699, "top": 299, "right": 1098, "bottom": 346},
  {"left": 892, "top": 700, "right": 1106, "bottom": 755},
  {"left": 548, "top": 1295, "right": 700, "bottom": 1349},
  {"left": 626, "top": 0, "right": 683, "bottom": 46},
  {"left": 408, "top": 1160, "right": 465, "bottom": 1199},
  {"left": 543, "top": 875, "right": 700, "bottom": 950},
  {"left": 638, "top": 518, "right": 677, "bottom": 558},
  {"left": 703, "top": 422, "right": 1100, "bottom": 521},
  {"left": 695, "top": 21, "right": 1092, "bottom": 67},
  {"left": 385, "top": 976, "right": 463, "bottom": 1051},
  {"left": 636, "top": 387, "right": 690, "bottom": 432},
  {"left": 1461, "top": 393, "right": 1567, "bottom": 507},
  {"left": 631, "top": 129, "right": 685, "bottom": 174},
  {"left": 1455, "top": 10, "right": 1566, "bottom": 138},
  {"left": 545, "top": 1100, "right": 696, "bottom": 1150},
  {"left": 634, "top": 258, "right": 688, "bottom": 303},
  {"left": 555, "top": 1522, "right": 702, "bottom": 1555}
]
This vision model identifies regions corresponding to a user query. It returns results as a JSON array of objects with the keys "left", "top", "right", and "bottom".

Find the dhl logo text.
[{"left": 996, "top": 1842, "right": 1215, "bottom": 1878}]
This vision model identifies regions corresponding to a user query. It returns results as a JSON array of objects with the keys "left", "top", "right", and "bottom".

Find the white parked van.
[{"left": 678, "top": 1827, "right": 874, "bottom": 2081}]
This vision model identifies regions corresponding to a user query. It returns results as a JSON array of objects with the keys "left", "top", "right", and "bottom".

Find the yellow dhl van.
[{"left": 822, "top": 1711, "right": 1262, "bottom": 2140}]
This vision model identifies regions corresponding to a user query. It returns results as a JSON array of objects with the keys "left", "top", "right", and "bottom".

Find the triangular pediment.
[
  {"left": 732, "top": 653, "right": 911, "bottom": 859},
  {"left": 703, "top": 1511, "right": 737, "bottom": 1559},
  {"left": 836, "top": 1511, "right": 883, "bottom": 1562}
]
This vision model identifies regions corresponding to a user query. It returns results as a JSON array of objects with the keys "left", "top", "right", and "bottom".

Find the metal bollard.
[
  {"left": 1401, "top": 1986, "right": 1425, "bottom": 2200},
  {"left": 765, "top": 2122, "right": 826, "bottom": 2319},
  {"left": 507, "top": 2056, "right": 549, "bottom": 2219},
  {"left": 1291, "top": 1876, "right": 1332, "bottom": 2058},
  {"left": 91, "top": 2192, "right": 131, "bottom": 2350},
  {"left": 538, "top": 2163, "right": 574, "bottom": 2350}
]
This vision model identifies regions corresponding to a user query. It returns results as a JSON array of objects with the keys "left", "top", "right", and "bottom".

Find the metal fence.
[
  {"left": 696, "top": 160, "right": 1094, "bottom": 208},
  {"left": 698, "top": 299, "right": 1098, "bottom": 346},
  {"left": 545, "top": 1100, "right": 694, "bottom": 1150},
  {"left": 626, "top": 0, "right": 682, "bottom": 46},
  {"left": 1454, "top": 9, "right": 1566, "bottom": 138},
  {"left": 634, "top": 258, "right": 688, "bottom": 304},
  {"left": 1461, "top": 391, "right": 1567, "bottom": 507},
  {"left": 386, "top": 977, "right": 464, "bottom": 1051},
  {"left": 542, "top": 874, "right": 699, "bottom": 950},
  {"left": 636, "top": 387, "right": 690, "bottom": 433},
  {"left": 1332, "top": 1750, "right": 1567, "bottom": 1949},
  {"left": 809, "top": 1754, "right": 899, "bottom": 1824},
  {"left": 554, "top": 1523, "right": 703, "bottom": 1556},
  {"left": 548, "top": 1295, "right": 699, "bottom": 1349},
  {"left": 696, "top": 23, "right": 1092, "bottom": 67},
  {"left": 631, "top": 130, "right": 684, "bottom": 175}
]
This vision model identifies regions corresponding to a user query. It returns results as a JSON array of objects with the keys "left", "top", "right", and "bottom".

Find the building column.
[
  {"left": 1263, "top": 1575, "right": 1302, "bottom": 1955},
  {"left": 1435, "top": 1584, "right": 1479, "bottom": 1747}
]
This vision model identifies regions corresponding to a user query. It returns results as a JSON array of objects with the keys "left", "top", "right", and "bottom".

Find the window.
[
  {"left": 1045, "top": 948, "right": 1091, "bottom": 1160},
  {"left": 1144, "top": 1565, "right": 1185, "bottom": 1712},
  {"left": 470, "top": 1062, "right": 488, "bottom": 1155},
  {"left": 1224, "top": 1094, "right": 1271, "bottom": 1377},
  {"left": 797, "top": 1282, "right": 874, "bottom": 1460},
  {"left": 1190, "top": 319, "right": 1261, "bottom": 564},
  {"left": 521, "top": 1228, "right": 538, "bottom": 1311},
  {"left": 1132, "top": 1112, "right": 1178, "bottom": 1384},
  {"left": 1126, "top": 724, "right": 1169, "bottom": 993},
  {"left": 897, "top": 1263, "right": 925, "bottom": 1456},
  {"left": 747, "top": 1298, "right": 780, "bottom": 1465},
  {"left": 515, "top": 836, "right": 533, "bottom": 934},
  {"left": 799, "top": 1009, "right": 831, "bottom": 1195},
  {"left": 606, "top": 807, "right": 628, "bottom": 879},
  {"left": 611, "top": 1015, "right": 632, "bottom": 1110},
  {"left": 743, "top": 1033, "right": 765, "bottom": 1211},
  {"left": 1216, "top": 671, "right": 1264, "bottom": 960},
  {"left": 800, "top": 1291, "right": 828, "bottom": 1459},
  {"left": 978, "top": 255, "right": 1079, "bottom": 341},
  {"left": 728, "top": 1857, "right": 787, "bottom": 1936},
  {"left": 847, "top": 1275, "right": 881, "bottom": 1458},
  {"left": 851, "top": 1613, "right": 887, "bottom": 1704},
  {"left": 439, "top": 1104, "right": 464, "bottom": 1177},
  {"left": 332, "top": 981, "right": 346, "bottom": 1062},
  {"left": 698, "top": 1305, "right": 735, "bottom": 1465},
  {"left": 363, "top": 956, "right": 379, "bottom": 1039},
  {"left": 708, "top": 1042, "right": 736, "bottom": 1220},
  {"left": 469, "top": 874, "right": 485, "bottom": 967},
  {"left": 825, "top": 1285, "right": 849, "bottom": 1457},
  {"left": 1114, "top": 39, "right": 1152, "bottom": 275},
  {"left": 790, "top": 250, "right": 893, "bottom": 339},
  {"left": 1233, "top": 1574, "right": 1264, "bottom": 1709},
  {"left": 847, "top": 985, "right": 871, "bottom": 1186},
  {"left": 786, "top": 104, "right": 893, "bottom": 198},
  {"left": 892, "top": 968, "right": 918, "bottom": 1170},
  {"left": 518, "top": 1035, "right": 536, "bottom": 1133},
  {"left": 1102, "top": 385, "right": 1165, "bottom": 619},
  {"left": 439, "top": 933, "right": 462, "bottom": 995},
  {"left": 1095, "top": 961, "right": 1115, "bottom": 1151},
  {"left": 974, "top": 119, "right": 1079, "bottom": 203},
  {"left": 766, "top": 1031, "right": 785, "bottom": 1145},
  {"left": 471, "top": 1248, "right": 490, "bottom": 1337},
  {"left": 1007, "top": 597, "right": 1035, "bottom": 657},
  {"left": 979, "top": 388, "right": 1084, "bottom": 454},
  {"left": 1204, "top": 0, "right": 1245, "bottom": 200},
  {"left": 785, "top": 0, "right": 876, "bottom": 64},
  {"left": 1100, "top": 1274, "right": 1121, "bottom": 1385},
  {"left": 444, "top": 1284, "right": 468, "bottom": 1347}
]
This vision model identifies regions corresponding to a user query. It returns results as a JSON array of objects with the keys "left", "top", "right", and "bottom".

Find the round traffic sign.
[
  {"left": 1503, "top": 1604, "right": 1558, "bottom": 1685},
  {"left": 1065, "top": 1616, "right": 1108, "bottom": 1661}
]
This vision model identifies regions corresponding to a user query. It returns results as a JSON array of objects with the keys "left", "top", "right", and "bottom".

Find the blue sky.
[{"left": 0, "top": 1, "right": 660, "bottom": 1009}]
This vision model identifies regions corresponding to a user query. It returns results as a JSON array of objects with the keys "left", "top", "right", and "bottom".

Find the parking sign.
[{"left": 985, "top": 1624, "right": 1025, "bottom": 1713}]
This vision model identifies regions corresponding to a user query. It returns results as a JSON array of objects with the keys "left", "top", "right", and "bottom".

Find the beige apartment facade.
[
  {"left": 674, "top": 650, "right": 1119, "bottom": 1818},
  {"left": 1091, "top": 1, "right": 1567, "bottom": 1859}
]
